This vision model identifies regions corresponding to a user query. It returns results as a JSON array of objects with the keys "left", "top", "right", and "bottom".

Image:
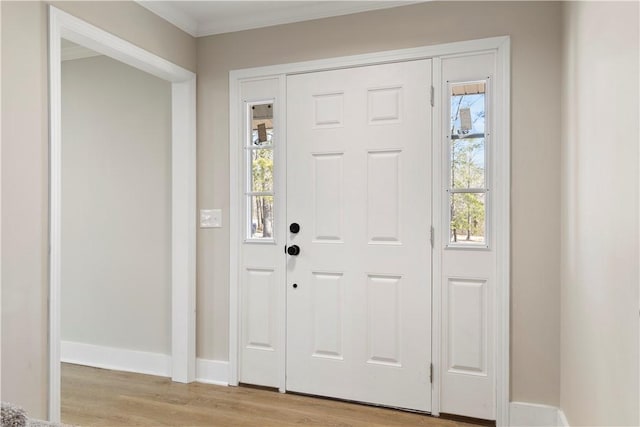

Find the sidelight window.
[
  {"left": 447, "top": 80, "right": 489, "bottom": 247},
  {"left": 246, "top": 102, "right": 275, "bottom": 240}
]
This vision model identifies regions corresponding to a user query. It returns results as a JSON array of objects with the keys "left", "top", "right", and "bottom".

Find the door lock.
[
  {"left": 287, "top": 245, "right": 301, "bottom": 256},
  {"left": 289, "top": 223, "right": 301, "bottom": 233}
]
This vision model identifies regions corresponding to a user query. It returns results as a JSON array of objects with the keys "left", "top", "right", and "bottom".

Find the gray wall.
[
  {"left": 560, "top": 2, "right": 639, "bottom": 425},
  {"left": 0, "top": 1, "right": 195, "bottom": 417},
  {"left": 61, "top": 55, "right": 171, "bottom": 355},
  {"left": 196, "top": 1, "right": 563, "bottom": 406}
]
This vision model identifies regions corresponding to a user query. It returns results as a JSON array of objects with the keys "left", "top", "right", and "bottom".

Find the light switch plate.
[{"left": 200, "top": 209, "right": 222, "bottom": 228}]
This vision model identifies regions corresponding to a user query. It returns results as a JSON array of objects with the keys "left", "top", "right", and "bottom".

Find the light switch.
[{"left": 200, "top": 209, "right": 222, "bottom": 228}]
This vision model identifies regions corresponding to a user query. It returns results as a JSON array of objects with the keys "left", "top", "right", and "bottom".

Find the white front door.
[{"left": 285, "top": 60, "right": 433, "bottom": 411}]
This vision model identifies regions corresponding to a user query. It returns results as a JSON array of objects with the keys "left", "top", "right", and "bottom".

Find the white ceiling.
[{"left": 136, "top": 1, "right": 419, "bottom": 37}]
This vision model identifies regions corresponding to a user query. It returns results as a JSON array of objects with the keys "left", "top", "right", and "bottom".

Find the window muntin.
[
  {"left": 246, "top": 102, "right": 275, "bottom": 240},
  {"left": 447, "top": 81, "right": 488, "bottom": 247}
]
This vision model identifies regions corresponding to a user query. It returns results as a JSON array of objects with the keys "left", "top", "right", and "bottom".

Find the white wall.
[
  {"left": 560, "top": 2, "right": 639, "bottom": 426},
  {"left": 61, "top": 54, "right": 172, "bottom": 355}
]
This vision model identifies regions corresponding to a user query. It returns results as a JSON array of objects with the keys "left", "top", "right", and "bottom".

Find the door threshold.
[
  {"left": 238, "top": 382, "right": 280, "bottom": 392},
  {"left": 286, "top": 390, "right": 432, "bottom": 416},
  {"left": 439, "top": 413, "right": 495, "bottom": 426}
]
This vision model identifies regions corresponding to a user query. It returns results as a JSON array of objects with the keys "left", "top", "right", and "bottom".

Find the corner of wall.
[
  {"left": 510, "top": 402, "right": 570, "bottom": 427},
  {"left": 557, "top": 1, "right": 640, "bottom": 426}
]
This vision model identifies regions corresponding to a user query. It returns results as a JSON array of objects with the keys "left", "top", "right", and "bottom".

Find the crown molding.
[
  {"left": 136, "top": 1, "right": 421, "bottom": 38},
  {"left": 196, "top": 2, "right": 419, "bottom": 37},
  {"left": 136, "top": 1, "right": 199, "bottom": 36}
]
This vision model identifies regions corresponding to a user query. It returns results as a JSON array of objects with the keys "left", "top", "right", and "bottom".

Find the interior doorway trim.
[
  {"left": 229, "top": 36, "right": 510, "bottom": 426},
  {"left": 48, "top": 6, "right": 197, "bottom": 422}
]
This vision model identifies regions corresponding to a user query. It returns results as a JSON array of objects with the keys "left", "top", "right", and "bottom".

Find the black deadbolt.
[
  {"left": 289, "top": 223, "right": 301, "bottom": 233},
  {"left": 287, "top": 245, "right": 301, "bottom": 256},
  {"left": 292, "top": 283, "right": 298, "bottom": 289}
]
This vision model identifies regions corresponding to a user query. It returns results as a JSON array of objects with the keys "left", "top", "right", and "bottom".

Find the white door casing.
[
  {"left": 230, "top": 36, "right": 510, "bottom": 425},
  {"left": 286, "top": 60, "right": 432, "bottom": 411},
  {"left": 48, "top": 6, "right": 197, "bottom": 422}
]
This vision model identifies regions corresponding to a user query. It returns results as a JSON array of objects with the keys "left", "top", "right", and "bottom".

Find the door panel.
[
  {"left": 244, "top": 268, "right": 276, "bottom": 351},
  {"left": 447, "top": 278, "right": 487, "bottom": 374},
  {"left": 286, "top": 60, "right": 432, "bottom": 411},
  {"left": 367, "top": 150, "right": 402, "bottom": 243},
  {"left": 312, "top": 153, "right": 344, "bottom": 241},
  {"left": 239, "top": 77, "right": 283, "bottom": 388},
  {"left": 311, "top": 272, "right": 344, "bottom": 359},
  {"left": 439, "top": 53, "right": 496, "bottom": 420}
]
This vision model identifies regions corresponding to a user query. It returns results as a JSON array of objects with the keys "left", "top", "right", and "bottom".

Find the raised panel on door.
[
  {"left": 244, "top": 268, "right": 277, "bottom": 351},
  {"left": 286, "top": 60, "right": 432, "bottom": 412},
  {"left": 447, "top": 278, "right": 487, "bottom": 375},
  {"left": 366, "top": 274, "right": 402, "bottom": 367},
  {"left": 440, "top": 272, "right": 494, "bottom": 418},
  {"left": 311, "top": 272, "right": 344, "bottom": 359},
  {"left": 240, "top": 266, "right": 280, "bottom": 386},
  {"left": 312, "top": 154, "right": 344, "bottom": 242},
  {"left": 367, "top": 150, "right": 402, "bottom": 244}
]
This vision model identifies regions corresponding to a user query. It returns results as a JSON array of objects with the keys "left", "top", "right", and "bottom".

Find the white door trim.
[
  {"left": 430, "top": 55, "right": 444, "bottom": 415},
  {"left": 48, "top": 6, "right": 197, "bottom": 422},
  {"left": 229, "top": 36, "right": 510, "bottom": 425},
  {"left": 494, "top": 38, "right": 512, "bottom": 425}
]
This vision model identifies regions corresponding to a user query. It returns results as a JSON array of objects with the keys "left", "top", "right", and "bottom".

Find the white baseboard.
[
  {"left": 61, "top": 341, "right": 230, "bottom": 386},
  {"left": 557, "top": 409, "right": 570, "bottom": 427},
  {"left": 196, "top": 358, "right": 229, "bottom": 386},
  {"left": 61, "top": 340, "right": 172, "bottom": 377},
  {"left": 510, "top": 402, "right": 570, "bottom": 427}
]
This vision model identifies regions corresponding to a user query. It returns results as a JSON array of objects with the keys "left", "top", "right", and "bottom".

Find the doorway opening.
[
  {"left": 59, "top": 41, "right": 172, "bottom": 424},
  {"left": 48, "top": 7, "right": 196, "bottom": 422}
]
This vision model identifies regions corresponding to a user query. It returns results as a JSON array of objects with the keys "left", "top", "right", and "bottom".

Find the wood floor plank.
[{"left": 61, "top": 363, "right": 484, "bottom": 426}]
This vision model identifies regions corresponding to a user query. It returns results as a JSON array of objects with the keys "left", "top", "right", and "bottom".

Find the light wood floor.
[{"left": 62, "top": 363, "right": 486, "bottom": 427}]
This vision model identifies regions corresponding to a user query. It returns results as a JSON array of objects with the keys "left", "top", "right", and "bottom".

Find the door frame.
[
  {"left": 48, "top": 6, "right": 197, "bottom": 422},
  {"left": 229, "top": 36, "right": 510, "bottom": 425}
]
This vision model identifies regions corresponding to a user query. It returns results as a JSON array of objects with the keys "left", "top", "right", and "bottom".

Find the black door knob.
[
  {"left": 287, "top": 245, "right": 300, "bottom": 256},
  {"left": 289, "top": 223, "right": 301, "bottom": 233},
  {"left": 292, "top": 283, "right": 298, "bottom": 289}
]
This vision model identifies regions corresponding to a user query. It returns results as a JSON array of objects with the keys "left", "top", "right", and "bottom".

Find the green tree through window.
[
  {"left": 247, "top": 103, "right": 275, "bottom": 240},
  {"left": 449, "top": 83, "right": 487, "bottom": 244}
]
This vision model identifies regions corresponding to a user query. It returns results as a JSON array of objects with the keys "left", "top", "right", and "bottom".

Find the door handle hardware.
[
  {"left": 287, "top": 245, "right": 301, "bottom": 256},
  {"left": 289, "top": 223, "right": 301, "bottom": 233},
  {"left": 292, "top": 283, "right": 298, "bottom": 289}
]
